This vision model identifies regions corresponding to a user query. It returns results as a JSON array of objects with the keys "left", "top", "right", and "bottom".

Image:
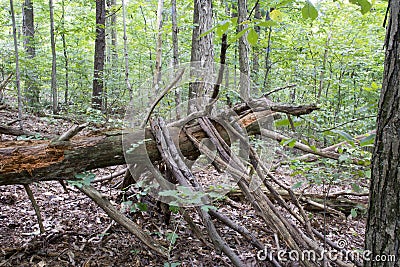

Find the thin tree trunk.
[
  {"left": 92, "top": 0, "right": 106, "bottom": 110},
  {"left": 153, "top": 0, "right": 164, "bottom": 94},
  {"left": 365, "top": 1, "right": 400, "bottom": 266},
  {"left": 110, "top": 0, "right": 117, "bottom": 64},
  {"left": 251, "top": 2, "right": 261, "bottom": 83},
  {"left": 49, "top": 0, "right": 58, "bottom": 114},
  {"left": 10, "top": 0, "right": 23, "bottom": 129},
  {"left": 22, "top": 0, "right": 39, "bottom": 106},
  {"left": 263, "top": 9, "right": 272, "bottom": 89},
  {"left": 61, "top": 0, "right": 69, "bottom": 105},
  {"left": 238, "top": 0, "right": 250, "bottom": 101},
  {"left": 171, "top": 0, "right": 181, "bottom": 119},
  {"left": 122, "top": 0, "right": 132, "bottom": 100}
]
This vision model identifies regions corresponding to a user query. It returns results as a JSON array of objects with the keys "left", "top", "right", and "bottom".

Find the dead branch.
[
  {"left": 93, "top": 167, "right": 128, "bottom": 183},
  {"left": 0, "top": 74, "right": 13, "bottom": 91},
  {"left": 264, "top": 84, "right": 297, "bottom": 97},
  {"left": 141, "top": 69, "right": 185, "bottom": 128},
  {"left": 23, "top": 184, "right": 45, "bottom": 234},
  {"left": 150, "top": 117, "right": 245, "bottom": 267},
  {"left": 78, "top": 185, "right": 168, "bottom": 258},
  {"left": 57, "top": 123, "right": 89, "bottom": 142},
  {"left": 296, "top": 131, "right": 376, "bottom": 162}
]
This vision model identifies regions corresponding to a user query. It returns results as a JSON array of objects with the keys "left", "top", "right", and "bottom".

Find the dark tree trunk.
[
  {"left": 22, "top": 0, "right": 39, "bottom": 105},
  {"left": 92, "top": 0, "right": 106, "bottom": 110},
  {"left": 365, "top": 1, "right": 400, "bottom": 266}
]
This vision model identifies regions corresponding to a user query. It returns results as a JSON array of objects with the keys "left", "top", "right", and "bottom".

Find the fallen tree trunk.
[{"left": 0, "top": 99, "right": 319, "bottom": 185}]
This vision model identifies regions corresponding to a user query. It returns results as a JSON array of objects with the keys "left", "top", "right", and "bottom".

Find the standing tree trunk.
[
  {"left": 61, "top": 0, "right": 69, "bottom": 106},
  {"left": 171, "top": 0, "right": 181, "bottom": 119},
  {"left": 238, "top": 0, "right": 250, "bottom": 101},
  {"left": 251, "top": 2, "right": 261, "bottom": 83},
  {"left": 22, "top": 0, "right": 39, "bottom": 106},
  {"left": 10, "top": 0, "right": 23, "bottom": 129},
  {"left": 92, "top": 0, "right": 106, "bottom": 110},
  {"left": 109, "top": 0, "right": 117, "bottom": 64},
  {"left": 153, "top": 0, "right": 164, "bottom": 94},
  {"left": 122, "top": 0, "right": 132, "bottom": 100},
  {"left": 49, "top": 0, "right": 58, "bottom": 114},
  {"left": 188, "top": 0, "right": 214, "bottom": 114},
  {"left": 365, "top": 1, "right": 400, "bottom": 266}
]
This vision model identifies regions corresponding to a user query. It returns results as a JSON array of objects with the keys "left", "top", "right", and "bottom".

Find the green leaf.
[
  {"left": 292, "top": 181, "right": 303, "bottom": 189},
  {"left": 371, "top": 81, "right": 379, "bottom": 90},
  {"left": 338, "top": 154, "right": 350, "bottom": 163},
  {"left": 231, "top": 27, "right": 250, "bottom": 43},
  {"left": 169, "top": 205, "right": 180, "bottom": 214},
  {"left": 301, "top": 1, "right": 318, "bottom": 20},
  {"left": 270, "top": 9, "right": 284, "bottom": 22},
  {"left": 350, "top": 208, "right": 358, "bottom": 218},
  {"left": 349, "top": 0, "right": 372, "bottom": 14},
  {"left": 201, "top": 205, "right": 217, "bottom": 212},
  {"left": 136, "top": 202, "right": 148, "bottom": 212},
  {"left": 309, "top": 145, "right": 318, "bottom": 152},
  {"left": 247, "top": 28, "right": 258, "bottom": 46},
  {"left": 360, "top": 134, "right": 375, "bottom": 147},
  {"left": 280, "top": 138, "right": 296, "bottom": 148},
  {"left": 166, "top": 232, "right": 179, "bottom": 245},
  {"left": 351, "top": 183, "right": 362, "bottom": 193},
  {"left": 256, "top": 20, "right": 277, "bottom": 27},
  {"left": 215, "top": 21, "right": 230, "bottom": 37},
  {"left": 331, "top": 130, "right": 355, "bottom": 146},
  {"left": 274, "top": 118, "right": 290, "bottom": 127}
]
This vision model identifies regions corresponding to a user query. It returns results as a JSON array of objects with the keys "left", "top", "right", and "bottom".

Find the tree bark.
[
  {"left": 153, "top": 0, "right": 164, "bottom": 93},
  {"left": 365, "top": 1, "right": 400, "bottom": 266},
  {"left": 122, "top": 0, "right": 132, "bottom": 100},
  {"left": 22, "top": 0, "right": 39, "bottom": 106},
  {"left": 92, "top": 0, "right": 106, "bottom": 110},
  {"left": 188, "top": 0, "right": 214, "bottom": 113},
  {"left": 10, "top": 0, "right": 23, "bottom": 130},
  {"left": 238, "top": 0, "right": 250, "bottom": 101},
  {"left": 61, "top": 0, "right": 69, "bottom": 105},
  {"left": 49, "top": 0, "right": 58, "bottom": 114},
  {"left": 171, "top": 0, "right": 181, "bottom": 119}
]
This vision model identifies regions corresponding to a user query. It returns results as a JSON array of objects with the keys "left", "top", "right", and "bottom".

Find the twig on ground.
[{"left": 23, "top": 184, "right": 45, "bottom": 234}]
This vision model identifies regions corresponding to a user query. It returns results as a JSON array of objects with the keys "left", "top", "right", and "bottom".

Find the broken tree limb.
[
  {"left": 260, "top": 129, "right": 368, "bottom": 166},
  {"left": 150, "top": 117, "right": 245, "bottom": 267},
  {"left": 296, "top": 130, "right": 376, "bottom": 162},
  {"left": 0, "top": 124, "right": 53, "bottom": 138},
  {"left": 23, "top": 184, "right": 45, "bottom": 234},
  {"left": 78, "top": 184, "right": 168, "bottom": 258},
  {"left": 0, "top": 99, "right": 320, "bottom": 185}
]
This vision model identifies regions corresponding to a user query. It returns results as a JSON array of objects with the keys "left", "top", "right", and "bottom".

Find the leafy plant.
[{"left": 67, "top": 172, "right": 96, "bottom": 188}]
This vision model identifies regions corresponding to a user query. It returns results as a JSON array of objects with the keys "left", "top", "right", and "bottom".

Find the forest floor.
[{"left": 0, "top": 107, "right": 369, "bottom": 267}]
